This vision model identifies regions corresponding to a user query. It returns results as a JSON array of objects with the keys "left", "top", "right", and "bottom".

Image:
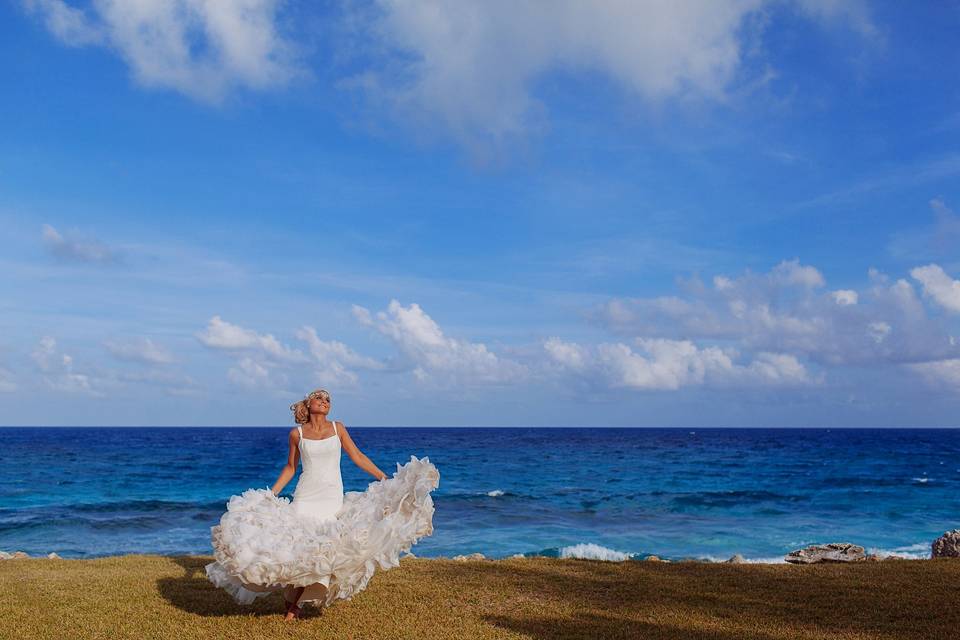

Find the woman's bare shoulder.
[{"left": 288, "top": 427, "right": 301, "bottom": 440}]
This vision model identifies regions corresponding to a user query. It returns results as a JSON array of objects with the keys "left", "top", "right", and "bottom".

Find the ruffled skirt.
[{"left": 205, "top": 455, "right": 439, "bottom": 607}]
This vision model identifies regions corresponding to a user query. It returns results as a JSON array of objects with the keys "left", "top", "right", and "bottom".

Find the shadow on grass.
[
  {"left": 427, "top": 558, "right": 960, "bottom": 640},
  {"left": 483, "top": 611, "right": 786, "bottom": 640},
  {"left": 155, "top": 555, "right": 324, "bottom": 619}
]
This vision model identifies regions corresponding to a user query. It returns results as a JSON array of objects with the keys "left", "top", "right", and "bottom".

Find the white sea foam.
[
  {"left": 696, "top": 554, "right": 787, "bottom": 564},
  {"left": 866, "top": 542, "right": 930, "bottom": 560},
  {"left": 912, "top": 477, "right": 931, "bottom": 484},
  {"left": 486, "top": 489, "right": 505, "bottom": 497},
  {"left": 558, "top": 542, "right": 633, "bottom": 561}
]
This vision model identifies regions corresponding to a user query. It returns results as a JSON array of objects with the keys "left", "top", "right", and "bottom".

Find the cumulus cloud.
[
  {"left": 544, "top": 336, "right": 813, "bottom": 390},
  {"left": 348, "top": 0, "right": 874, "bottom": 152},
  {"left": 593, "top": 261, "right": 959, "bottom": 368},
  {"left": 866, "top": 321, "right": 891, "bottom": 344},
  {"left": 831, "top": 289, "right": 858, "bottom": 305},
  {"left": 197, "top": 315, "right": 313, "bottom": 392},
  {"left": 227, "top": 355, "right": 287, "bottom": 390},
  {"left": 295, "top": 326, "right": 384, "bottom": 386},
  {"left": 197, "top": 316, "right": 386, "bottom": 390},
  {"left": 30, "top": 336, "right": 105, "bottom": 395},
  {"left": 908, "top": 358, "right": 960, "bottom": 390},
  {"left": 910, "top": 264, "right": 960, "bottom": 313},
  {"left": 353, "top": 299, "right": 526, "bottom": 384},
  {"left": 24, "top": 0, "right": 300, "bottom": 103},
  {"left": 197, "top": 315, "right": 306, "bottom": 363},
  {"left": 41, "top": 223, "right": 118, "bottom": 264},
  {"left": 771, "top": 258, "right": 825, "bottom": 288},
  {"left": 104, "top": 337, "right": 174, "bottom": 364}
]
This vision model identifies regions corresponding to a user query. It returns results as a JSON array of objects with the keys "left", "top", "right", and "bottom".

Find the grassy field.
[{"left": 1, "top": 554, "right": 958, "bottom": 640}]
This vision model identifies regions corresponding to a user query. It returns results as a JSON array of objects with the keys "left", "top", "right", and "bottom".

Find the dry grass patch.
[{"left": 0, "top": 554, "right": 957, "bottom": 639}]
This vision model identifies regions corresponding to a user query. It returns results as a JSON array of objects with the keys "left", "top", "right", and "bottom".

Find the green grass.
[{"left": 1, "top": 555, "right": 958, "bottom": 639}]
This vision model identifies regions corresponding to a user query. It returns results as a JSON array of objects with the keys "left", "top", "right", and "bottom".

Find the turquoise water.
[{"left": 1, "top": 427, "right": 957, "bottom": 561}]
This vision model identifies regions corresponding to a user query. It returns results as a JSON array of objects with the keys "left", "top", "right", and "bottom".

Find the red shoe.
[{"left": 284, "top": 600, "right": 302, "bottom": 621}]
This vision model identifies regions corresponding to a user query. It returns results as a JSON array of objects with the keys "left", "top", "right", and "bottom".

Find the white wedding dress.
[{"left": 205, "top": 420, "right": 440, "bottom": 608}]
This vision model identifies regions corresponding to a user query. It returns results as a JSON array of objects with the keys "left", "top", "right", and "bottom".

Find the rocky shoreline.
[{"left": 6, "top": 529, "right": 958, "bottom": 565}]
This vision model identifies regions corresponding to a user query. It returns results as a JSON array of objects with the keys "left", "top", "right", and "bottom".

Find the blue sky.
[{"left": 2, "top": 1, "right": 960, "bottom": 427}]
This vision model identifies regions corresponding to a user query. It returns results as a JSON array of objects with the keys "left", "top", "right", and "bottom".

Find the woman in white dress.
[{"left": 205, "top": 388, "right": 440, "bottom": 621}]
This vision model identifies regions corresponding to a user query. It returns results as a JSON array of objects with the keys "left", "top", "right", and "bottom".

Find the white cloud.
[
  {"left": 594, "top": 262, "right": 960, "bottom": 370},
  {"left": 867, "top": 321, "right": 891, "bottom": 344},
  {"left": 24, "top": 0, "right": 101, "bottom": 45},
  {"left": 104, "top": 337, "right": 174, "bottom": 364},
  {"left": 544, "top": 336, "right": 813, "bottom": 390},
  {"left": 24, "top": 0, "right": 300, "bottom": 103},
  {"left": 771, "top": 258, "right": 826, "bottom": 288},
  {"left": 227, "top": 355, "right": 285, "bottom": 390},
  {"left": 353, "top": 300, "right": 526, "bottom": 384},
  {"left": 30, "top": 336, "right": 104, "bottom": 396},
  {"left": 831, "top": 289, "right": 858, "bottom": 305},
  {"left": 294, "top": 325, "right": 384, "bottom": 387},
  {"left": 197, "top": 315, "right": 314, "bottom": 391},
  {"left": 41, "top": 223, "right": 118, "bottom": 264},
  {"left": 349, "top": 0, "right": 874, "bottom": 152},
  {"left": 910, "top": 264, "right": 960, "bottom": 313},
  {"left": 197, "top": 316, "right": 387, "bottom": 390},
  {"left": 794, "top": 0, "right": 876, "bottom": 36},
  {"left": 197, "top": 315, "right": 306, "bottom": 362},
  {"left": 908, "top": 358, "right": 960, "bottom": 390}
]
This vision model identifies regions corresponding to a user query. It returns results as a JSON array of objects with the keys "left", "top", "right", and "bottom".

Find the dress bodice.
[{"left": 292, "top": 420, "right": 343, "bottom": 520}]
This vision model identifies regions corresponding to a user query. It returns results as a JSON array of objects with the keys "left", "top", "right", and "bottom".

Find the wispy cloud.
[
  {"left": 41, "top": 223, "right": 119, "bottom": 264},
  {"left": 23, "top": 0, "right": 302, "bottom": 103},
  {"left": 888, "top": 198, "right": 960, "bottom": 268},
  {"left": 789, "top": 155, "right": 960, "bottom": 214},
  {"left": 30, "top": 336, "right": 107, "bottom": 396},
  {"left": 344, "top": 0, "right": 874, "bottom": 156},
  {"left": 104, "top": 337, "right": 175, "bottom": 365}
]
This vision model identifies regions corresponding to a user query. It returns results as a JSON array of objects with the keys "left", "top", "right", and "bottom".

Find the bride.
[{"left": 205, "top": 388, "right": 440, "bottom": 621}]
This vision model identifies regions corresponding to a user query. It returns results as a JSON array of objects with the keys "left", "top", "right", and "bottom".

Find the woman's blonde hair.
[{"left": 289, "top": 388, "right": 331, "bottom": 424}]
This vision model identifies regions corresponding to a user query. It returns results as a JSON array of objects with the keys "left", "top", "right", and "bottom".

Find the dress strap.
[
  {"left": 332, "top": 420, "right": 338, "bottom": 436},
  {"left": 297, "top": 425, "right": 303, "bottom": 445}
]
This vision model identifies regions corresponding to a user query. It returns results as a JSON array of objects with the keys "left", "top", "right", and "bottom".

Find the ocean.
[{"left": 1, "top": 427, "right": 957, "bottom": 562}]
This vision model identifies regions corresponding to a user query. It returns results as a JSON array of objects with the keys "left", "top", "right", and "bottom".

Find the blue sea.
[{"left": 1, "top": 427, "right": 957, "bottom": 562}]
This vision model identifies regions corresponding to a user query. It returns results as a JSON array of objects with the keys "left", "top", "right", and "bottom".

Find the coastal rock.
[
  {"left": 644, "top": 555, "right": 670, "bottom": 562},
  {"left": 47, "top": 552, "right": 61, "bottom": 559},
  {"left": 12, "top": 551, "right": 29, "bottom": 559},
  {"left": 932, "top": 530, "right": 960, "bottom": 558},
  {"left": 726, "top": 554, "right": 747, "bottom": 564},
  {"left": 0, "top": 551, "right": 12, "bottom": 560},
  {"left": 785, "top": 543, "right": 865, "bottom": 564},
  {"left": 508, "top": 553, "right": 526, "bottom": 559},
  {"left": 452, "top": 553, "right": 486, "bottom": 561}
]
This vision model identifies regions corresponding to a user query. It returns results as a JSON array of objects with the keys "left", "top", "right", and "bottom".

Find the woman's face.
[{"left": 308, "top": 395, "right": 330, "bottom": 415}]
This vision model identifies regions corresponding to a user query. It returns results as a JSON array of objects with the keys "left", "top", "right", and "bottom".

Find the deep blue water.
[{"left": 1, "top": 427, "right": 958, "bottom": 562}]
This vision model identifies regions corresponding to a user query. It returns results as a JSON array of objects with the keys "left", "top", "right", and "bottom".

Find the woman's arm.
[
  {"left": 270, "top": 428, "right": 301, "bottom": 495},
  {"left": 338, "top": 422, "right": 388, "bottom": 481}
]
